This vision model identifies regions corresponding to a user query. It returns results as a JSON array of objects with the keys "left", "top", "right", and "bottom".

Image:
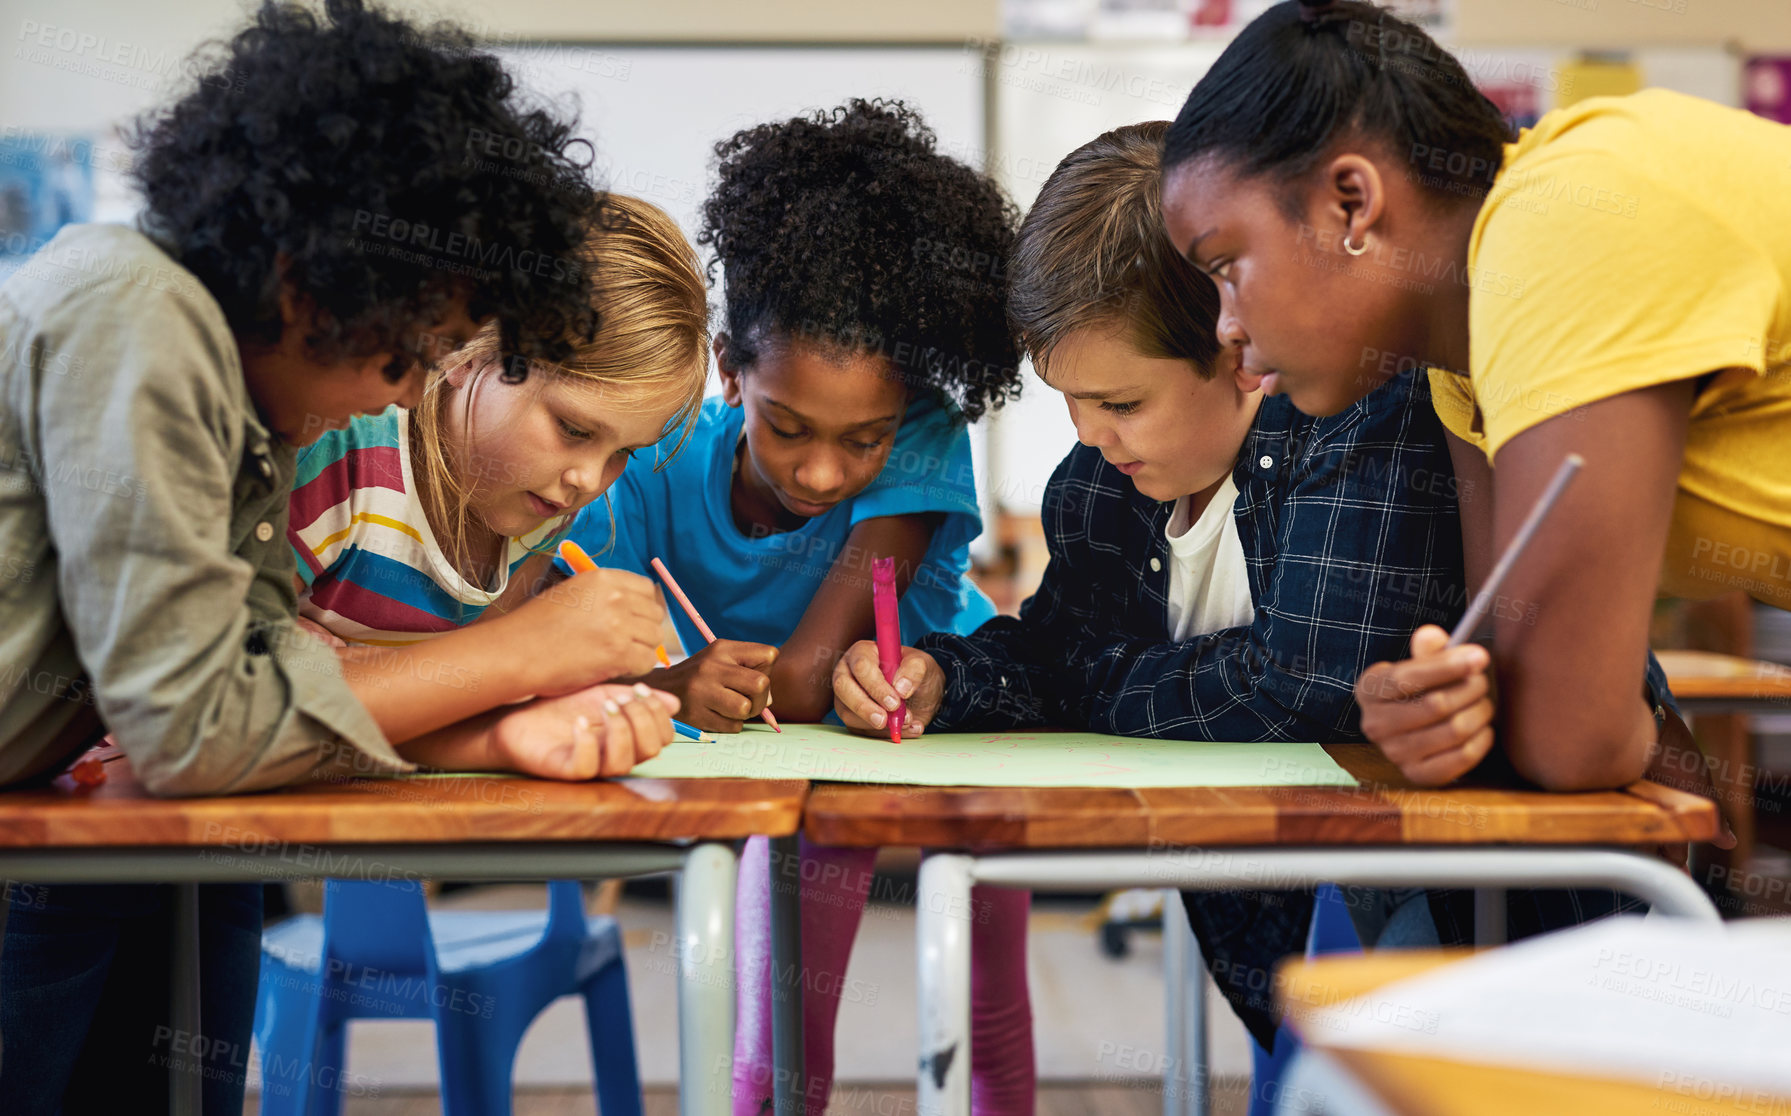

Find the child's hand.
[
  {"left": 832, "top": 640, "right": 943, "bottom": 737},
  {"left": 491, "top": 681, "right": 680, "bottom": 780},
  {"left": 1354, "top": 625, "right": 1496, "bottom": 786},
  {"left": 517, "top": 566, "right": 667, "bottom": 690},
  {"left": 296, "top": 615, "right": 347, "bottom": 648},
  {"left": 650, "top": 640, "right": 777, "bottom": 733}
]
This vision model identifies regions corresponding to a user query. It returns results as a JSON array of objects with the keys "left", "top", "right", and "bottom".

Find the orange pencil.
[
  {"left": 649, "top": 556, "right": 781, "bottom": 733},
  {"left": 558, "top": 540, "right": 672, "bottom": 668},
  {"left": 558, "top": 538, "right": 600, "bottom": 575}
]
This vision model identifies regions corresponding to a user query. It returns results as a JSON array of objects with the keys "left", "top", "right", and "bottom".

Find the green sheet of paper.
[{"left": 627, "top": 723, "right": 1355, "bottom": 788}]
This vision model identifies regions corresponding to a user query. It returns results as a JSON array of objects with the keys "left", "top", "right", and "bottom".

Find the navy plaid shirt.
[
  {"left": 913, "top": 369, "right": 1466, "bottom": 1045},
  {"left": 920, "top": 368, "right": 1466, "bottom": 740},
  {"left": 916, "top": 369, "right": 1464, "bottom": 1046},
  {"left": 915, "top": 369, "right": 1687, "bottom": 1046}
]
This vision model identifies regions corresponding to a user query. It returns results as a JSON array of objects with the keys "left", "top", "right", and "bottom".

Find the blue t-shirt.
[{"left": 561, "top": 394, "right": 996, "bottom": 651}]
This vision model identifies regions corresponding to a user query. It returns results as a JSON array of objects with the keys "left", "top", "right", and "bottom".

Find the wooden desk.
[
  {"left": 1277, "top": 950, "right": 1785, "bottom": 1116},
  {"left": 1659, "top": 649, "right": 1791, "bottom": 901},
  {"left": 804, "top": 744, "right": 1717, "bottom": 850},
  {"left": 0, "top": 765, "right": 807, "bottom": 1116},
  {"left": 0, "top": 764, "right": 804, "bottom": 846},
  {"left": 802, "top": 744, "right": 1720, "bottom": 1116},
  {"left": 1658, "top": 649, "right": 1791, "bottom": 715}
]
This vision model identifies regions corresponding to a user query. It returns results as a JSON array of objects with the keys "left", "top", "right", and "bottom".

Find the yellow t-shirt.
[{"left": 1429, "top": 89, "right": 1791, "bottom": 606}]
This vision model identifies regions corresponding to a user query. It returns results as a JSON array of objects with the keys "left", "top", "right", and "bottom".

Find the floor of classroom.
[
  {"left": 244, "top": 870, "right": 1256, "bottom": 1112},
  {"left": 245, "top": 1081, "right": 1253, "bottom": 1114}
]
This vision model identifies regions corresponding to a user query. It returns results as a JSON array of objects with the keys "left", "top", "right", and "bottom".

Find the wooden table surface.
[
  {"left": 1277, "top": 950, "right": 1776, "bottom": 1116},
  {"left": 1657, "top": 649, "right": 1791, "bottom": 704},
  {"left": 1655, "top": 649, "right": 1791, "bottom": 877},
  {"left": 0, "top": 764, "right": 808, "bottom": 847},
  {"left": 802, "top": 743, "right": 1718, "bottom": 850}
]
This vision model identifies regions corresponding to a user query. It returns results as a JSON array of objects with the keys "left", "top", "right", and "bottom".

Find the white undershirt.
[{"left": 1163, "top": 475, "right": 1254, "bottom": 641}]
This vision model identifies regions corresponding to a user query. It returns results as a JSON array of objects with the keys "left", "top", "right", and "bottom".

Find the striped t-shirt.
[{"left": 288, "top": 407, "right": 559, "bottom": 646}]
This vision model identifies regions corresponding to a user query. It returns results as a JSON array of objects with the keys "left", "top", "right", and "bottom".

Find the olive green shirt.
[{"left": 0, "top": 224, "right": 410, "bottom": 795}]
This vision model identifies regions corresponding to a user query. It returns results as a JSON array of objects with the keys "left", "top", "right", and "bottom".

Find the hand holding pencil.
[
  {"left": 1357, "top": 625, "right": 1496, "bottom": 787},
  {"left": 559, "top": 542, "right": 774, "bottom": 734},
  {"left": 505, "top": 540, "right": 664, "bottom": 689},
  {"left": 831, "top": 640, "right": 946, "bottom": 738},
  {"left": 646, "top": 638, "right": 779, "bottom": 734},
  {"left": 1353, "top": 455, "right": 1582, "bottom": 788},
  {"left": 831, "top": 556, "right": 942, "bottom": 739},
  {"left": 647, "top": 556, "right": 782, "bottom": 734}
]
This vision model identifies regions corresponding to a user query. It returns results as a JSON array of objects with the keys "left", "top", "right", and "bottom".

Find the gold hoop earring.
[{"left": 1343, "top": 234, "right": 1369, "bottom": 257}]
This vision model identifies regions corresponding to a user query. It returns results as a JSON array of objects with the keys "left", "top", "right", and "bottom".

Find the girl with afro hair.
[{"left": 555, "top": 99, "right": 1032, "bottom": 1112}]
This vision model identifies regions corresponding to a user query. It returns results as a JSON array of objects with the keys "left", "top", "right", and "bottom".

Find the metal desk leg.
[
  {"left": 678, "top": 842, "right": 738, "bottom": 1116},
  {"left": 769, "top": 835, "right": 805, "bottom": 1116},
  {"left": 170, "top": 881, "right": 202, "bottom": 1115},
  {"left": 1474, "top": 888, "right": 1507, "bottom": 947},
  {"left": 1162, "top": 890, "right": 1208, "bottom": 1116},
  {"left": 969, "top": 848, "right": 1724, "bottom": 925},
  {"left": 917, "top": 853, "right": 974, "bottom": 1116},
  {"left": 1163, "top": 890, "right": 1187, "bottom": 1116}
]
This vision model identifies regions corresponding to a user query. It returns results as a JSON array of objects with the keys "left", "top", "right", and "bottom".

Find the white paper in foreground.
[{"left": 1296, "top": 916, "right": 1791, "bottom": 1096}]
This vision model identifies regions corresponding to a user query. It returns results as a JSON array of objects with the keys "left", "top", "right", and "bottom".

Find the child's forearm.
[
  {"left": 391, "top": 707, "right": 505, "bottom": 770},
  {"left": 765, "top": 641, "right": 841, "bottom": 722},
  {"left": 336, "top": 617, "right": 538, "bottom": 743},
  {"left": 774, "top": 513, "right": 937, "bottom": 721}
]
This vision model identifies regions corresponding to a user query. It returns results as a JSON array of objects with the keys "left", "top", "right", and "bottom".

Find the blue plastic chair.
[
  {"left": 1246, "top": 882, "right": 1362, "bottom": 1116},
  {"left": 254, "top": 879, "right": 642, "bottom": 1116}
]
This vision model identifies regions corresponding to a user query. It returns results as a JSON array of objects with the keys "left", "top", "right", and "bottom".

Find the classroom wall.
[
  {"left": 432, "top": 0, "right": 1004, "bottom": 43},
  {"left": 422, "top": 0, "right": 1791, "bottom": 51},
  {"left": 5, "top": 0, "right": 1788, "bottom": 136},
  {"left": 1455, "top": 0, "right": 1791, "bottom": 50},
  {"left": 0, "top": 0, "right": 247, "bottom": 134}
]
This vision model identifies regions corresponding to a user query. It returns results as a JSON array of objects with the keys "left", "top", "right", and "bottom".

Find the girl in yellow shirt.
[{"left": 1159, "top": 0, "right": 1791, "bottom": 792}]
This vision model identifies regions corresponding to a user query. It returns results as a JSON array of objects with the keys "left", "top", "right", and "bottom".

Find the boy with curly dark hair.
[
  {"left": 554, "top": 99, "right": 1030, "bottom": 1113},
  {"left": 0, "top": 0, "right": 682, "bottom": 1107}
]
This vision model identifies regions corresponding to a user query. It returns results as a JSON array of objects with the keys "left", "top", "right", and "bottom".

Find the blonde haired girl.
[{"left": 287, "top": 193, "right": 708, "bottom": 777}]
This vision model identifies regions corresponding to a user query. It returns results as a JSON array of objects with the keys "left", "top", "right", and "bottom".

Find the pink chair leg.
[
  {"left": 969, "top": 884, "right": 1035, "bottom": 1116},
  {"left": 733, "top": 844, "right": 1036, "bottom": 1114},
  {"left": 731, "top": 836, "right": 877, "bottom": 1116}
]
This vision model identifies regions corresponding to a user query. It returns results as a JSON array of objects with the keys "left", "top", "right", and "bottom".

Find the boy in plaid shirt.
[{"left": 831, "top": 122, "right": 1465, "bottom": 1047}]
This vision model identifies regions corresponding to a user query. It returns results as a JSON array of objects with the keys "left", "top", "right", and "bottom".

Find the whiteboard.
[
  {"left": 493, "top": 44, "right": 986, "bottom": 257},
  {"left": 987, "top": 41, "right": 1230, "bottom": 512}
]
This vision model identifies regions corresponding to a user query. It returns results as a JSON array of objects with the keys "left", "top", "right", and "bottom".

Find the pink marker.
[{"left": 871, "top": 556, "right": 905, "bottom": 744}]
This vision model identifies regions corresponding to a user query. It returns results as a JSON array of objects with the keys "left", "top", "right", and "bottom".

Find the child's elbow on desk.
[
  {"left": 1501, "top": 697, "right": 1656, "bottom": 792},
  {"left": 129, "top": 745, "right": 261, "bottom": 798}
]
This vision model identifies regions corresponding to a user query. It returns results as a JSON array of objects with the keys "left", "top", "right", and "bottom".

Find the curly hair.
[
  {"left": 698, "top": 99, "right": 1022, "bottom": 422},
  {"left": 129, "top": 0, "right": 603, "bottom": 375}
]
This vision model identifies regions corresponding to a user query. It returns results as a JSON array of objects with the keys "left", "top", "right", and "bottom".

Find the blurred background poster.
[
  {"left": 1747, "top": 55, "right": 1791, "bottom": 122},
  {"left": 1005, "top": 0, "right": 1451, "bottom": 39},
  {"left": 0, "top": 132, "right": 96, "bottom": 264},
  {"left": 0, "top": 131, "right": 103, "bottom": 291}
]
